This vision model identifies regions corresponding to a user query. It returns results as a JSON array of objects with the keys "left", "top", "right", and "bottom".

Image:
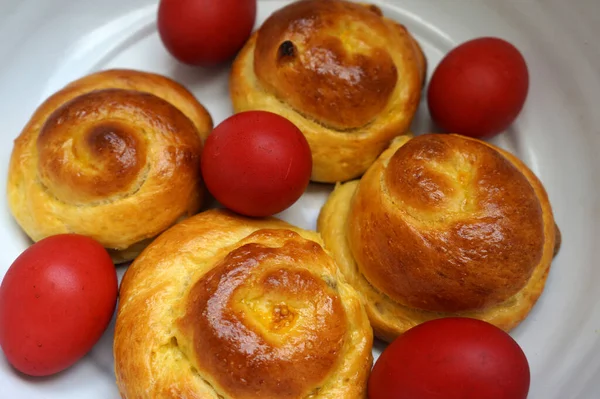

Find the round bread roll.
[
  {"left": 230, "top": 0, "right": 425, "bottom": 183},
  {"left": 114, "top": 209, "right": 373, "bottom": 399},
  {"left": 318, "top": 134, "right": 559, "bottom": 342},
  {"left": 7, "top": 69, "right": 212, "bottom": 263}
]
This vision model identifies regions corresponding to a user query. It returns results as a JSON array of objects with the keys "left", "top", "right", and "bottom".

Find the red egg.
[
  {"left": 0, "top": 235, "right": 118, "bottom": 376},
  {"left": 157, "top": 0, "right": 257, "bottom": 66},
  {"left": 427, "top": 37, "right": 529, "bottom": 138},
  {"left": 201, "top": 111, "right": 312, "bottom": 217},
  {"left": 368, "top": 318, "right": 530, "bottom": 399}
]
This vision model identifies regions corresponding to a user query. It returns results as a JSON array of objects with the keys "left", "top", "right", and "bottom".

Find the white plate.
[{"left": 0, "top": 0, "right": 599, "bottom": 397}]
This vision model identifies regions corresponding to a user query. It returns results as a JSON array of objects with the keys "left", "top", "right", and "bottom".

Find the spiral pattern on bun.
[
  {"left": 230, "top": 0, "right": 425, "bottom": 183},
  {"left": 318, "top": 134, "right": 559, "bottom": 341},
  {"left": 7, "top": 69, "right": 212, "bottom": 263},
  {"left": 114, "top": 209, "right": 373, "bottom": 398}
]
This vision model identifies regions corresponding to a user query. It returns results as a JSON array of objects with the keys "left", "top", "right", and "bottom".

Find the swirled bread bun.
[
  {"left": 114, "top": 209, "right": 373, "bottom": 399},
  {"left": 7, "top": 69, "right": 213, "bottom": 263},
  {"left": 230, "top": 0, "right": 425, "bottom": 183},
  {"left": 318, "top": 134, "right": 559, "bottom": 342}
]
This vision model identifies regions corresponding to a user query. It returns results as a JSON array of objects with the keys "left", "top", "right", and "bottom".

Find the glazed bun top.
[
  {"left": 348, "top": 134, "right": 546, "bottom": 312},
  {"left": 254, "top": 0, "right": 414, "bottom": 130}
]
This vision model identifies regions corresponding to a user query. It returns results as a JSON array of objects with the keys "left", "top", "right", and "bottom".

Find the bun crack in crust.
[
  {"left": 7, "top": 69, "right": 213, "bottom": 263},
  {"left": 318, "top": 134, "right": 558, "bottom": 341},
  {"left": 230, "top": 0, "right": 425, "bottom": 183},
  {"left": 114, "top": 209, "right": 373, "bottom": 399}
]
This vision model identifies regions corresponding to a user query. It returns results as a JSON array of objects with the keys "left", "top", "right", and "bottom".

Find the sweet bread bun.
[
  {"left": 230, "top": 0, "right": 425, "bottom": 183},
  {"left": 114, "top": 209, "right": 373, "bottom": 399},
  {"left": 318, "top": 134, "right": 559, "bottom": 342},
  {"left": 7, "top": 69, "right": 212, "bottom": 263}
]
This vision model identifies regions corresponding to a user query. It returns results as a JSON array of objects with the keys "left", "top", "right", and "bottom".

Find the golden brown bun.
[
  {"left": 114, "top": 209, "right": 373, "bottom": 399},
  {"left": 230, "top": 0, "right": 425, "bottom": 183},
  {"left": 7, "top": 69, "right": 213, "bottom": 263},
  {"left": 318, "top": 134, "right": 558, "bottom": 341}
]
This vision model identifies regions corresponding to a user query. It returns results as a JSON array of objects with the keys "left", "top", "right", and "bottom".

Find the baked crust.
[
  {"left": 7, "top": 69, "right": 212, "bottom": 263},
  {"left": 114, "top": 209, "right": 373, "bottom": 398},
  {"left": 230, "top": 0, "right": 425, "bottom": 183},
  {"left": 318, "top": 134, "right": 558, "bottom": 341}
]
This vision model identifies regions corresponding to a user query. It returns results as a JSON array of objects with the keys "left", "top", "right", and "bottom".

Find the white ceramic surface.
[{"left": 0, "top": 0, "right": 598, "bottom": 397}]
